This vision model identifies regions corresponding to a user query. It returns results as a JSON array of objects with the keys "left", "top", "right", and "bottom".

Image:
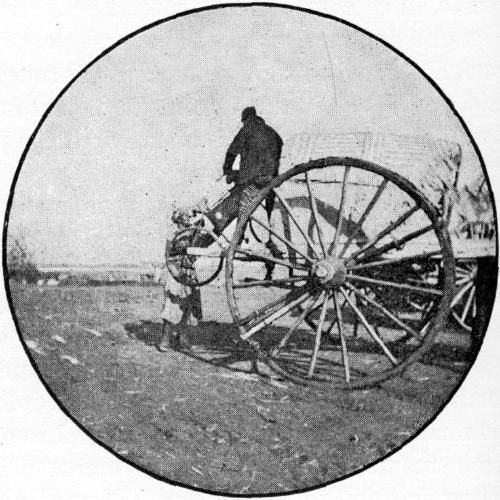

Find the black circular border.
[{"left": 3, "top": 3, "right": 498, "bottom": 498}]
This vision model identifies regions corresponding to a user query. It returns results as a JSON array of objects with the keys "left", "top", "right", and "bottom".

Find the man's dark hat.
[{"left": 241, "top": 106, "right": 257, "bottom": 122}]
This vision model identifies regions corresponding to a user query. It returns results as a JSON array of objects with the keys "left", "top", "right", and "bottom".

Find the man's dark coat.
[{"left": 223, "top": 115, "right": 283, "bottom": 186}]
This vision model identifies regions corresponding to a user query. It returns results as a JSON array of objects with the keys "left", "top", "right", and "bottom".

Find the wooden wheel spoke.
[
  {"left": 450, "top": 280, "right": 474, "bottom": 308},
  {"left": 460, "top": 263, "right": 474, "bottom": 272},
  {"left": 420, "top": 321, "right": 432, "bottom": 336},
  {"left": 353, "top": 224, "right": 434, "bottom": 265},
  {"left": 351, "top": 250, "right": 441, "bottom": 271},
  {"left": 461, "top": 285, "right": 476, "bottom": 322},
  {"left": 305, "top": 172, "right": 326, "bottom": 257},
  {"left": 455, "top": 276, "right": 472, "bottom": 286},
  {"left": 305, "top": 292, "right": 349, "bottom": 334},
  {"left": 237, "top": 287, "right": 308, "bottom": 326},
  {"left": 345, "top": 282, "right": 422, "bottom": 343},
  {"left": 273, "top": 188, "right": 321, "bottom": 259},
  {"left": 328, "top": 166, "right": 350, "bottom": 257},
  {"left": 455, "top": 267, "right": 471, "bottom": 278},
  {"left": 235, "top": 247, "right": 308, "bottom": 270},
  {"left": 373, "top": 225, "right": 435, "bottom": 262},
  {"left": 347, "top": 274, "right": 443, "bottom": 297},
  {"left": 340, "top": 288, "right": 399, "bottom": 366},
  {"left": 348, "top": 205, "right": 419, "bottom": 261},
  {"left": 233, "top": 276, "right": 308, "bottom": 288},
  {"left": 272, "top": 292, "right": 324, "bottom": 357},
  {"left": 339, "top": 179, "right": 388, "bottom": 258},
  {"left": 241, "top": 291, "right": 311, "bottom": 340},
  {"left": 307, "top": 292, "right": 330, "bottom": 377},
  {"left": 333, "top": 291, "right": 350, "bottom": 383},
  {"left": 250, "top": 215, "right": 314, "bottom": 263}
]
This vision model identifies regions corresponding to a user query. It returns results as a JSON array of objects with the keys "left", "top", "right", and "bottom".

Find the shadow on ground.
[
  {"left": 125, "top": 320, "right": 262, "bottom": 376},
  {"left": 124, "top": 320, "right": 475, "bottom": 381}
]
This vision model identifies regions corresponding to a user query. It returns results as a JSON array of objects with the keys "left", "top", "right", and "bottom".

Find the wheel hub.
[{"left": 313, "top": 257, "right": 347, "bottom": 287}]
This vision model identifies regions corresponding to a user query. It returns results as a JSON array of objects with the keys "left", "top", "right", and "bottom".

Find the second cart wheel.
[
  {"left": 451, "top": 260, "right": 477, "bottom": 332},
  {"left": 166, "top": 226, "right": 225, "bottom": 287},
  {"left": 225, "top": 157, "right": 455, "bottom": 389}
]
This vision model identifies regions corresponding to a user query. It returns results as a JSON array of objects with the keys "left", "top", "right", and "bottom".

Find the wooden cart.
[{"left": 166, "top": 132, "right": 495, "bottom": 388}]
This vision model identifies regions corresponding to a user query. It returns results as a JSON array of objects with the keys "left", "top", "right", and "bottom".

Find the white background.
[{"left": 1, "top": 1, "right": 499, "bottom": 498}]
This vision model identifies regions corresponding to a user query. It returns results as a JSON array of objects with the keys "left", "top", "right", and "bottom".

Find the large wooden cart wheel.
[
  {"left": 166, "top": 226, "right": 225, "bottom": 287},
  {"left": 225, "top": 158, "right": 455, "bottom": 389},
  {"left": 451, "top": 260, "right": 477, "bottom": 332}
]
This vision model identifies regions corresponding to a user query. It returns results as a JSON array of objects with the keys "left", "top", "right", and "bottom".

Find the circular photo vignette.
[{"left": 3, "top": 3, "right": 497, "bottom": 497}]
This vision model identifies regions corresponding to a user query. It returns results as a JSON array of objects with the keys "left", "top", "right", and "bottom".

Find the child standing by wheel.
[
  {"left": 156, "top": 207, "right": 203, "bottom": 351},
  {"left": 156, "top": 262, "right": 202, "bottom": 351}
]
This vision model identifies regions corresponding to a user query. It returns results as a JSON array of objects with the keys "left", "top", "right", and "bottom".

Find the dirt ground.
[{"left": 9, "top": 281, "right": 474, "bottom": 495}]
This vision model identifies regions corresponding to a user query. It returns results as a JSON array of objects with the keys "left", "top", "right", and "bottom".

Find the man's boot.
[{"left": 157, "top": 321, "right": 172, "bottom": 352}]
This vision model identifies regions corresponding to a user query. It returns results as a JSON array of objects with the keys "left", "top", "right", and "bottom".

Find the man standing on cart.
[{"left": 223, "top": 106, "right": 283, "bottom": 280}]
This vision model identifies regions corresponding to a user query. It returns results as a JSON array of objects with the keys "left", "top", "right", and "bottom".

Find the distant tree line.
[{"left": 7, "top": 237, "right": 40, "bottom": 283}]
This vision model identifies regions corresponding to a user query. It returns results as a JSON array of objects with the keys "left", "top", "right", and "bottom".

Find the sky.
[{"left": 8, "top": 6, "right": 483, "bottom": 265}]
